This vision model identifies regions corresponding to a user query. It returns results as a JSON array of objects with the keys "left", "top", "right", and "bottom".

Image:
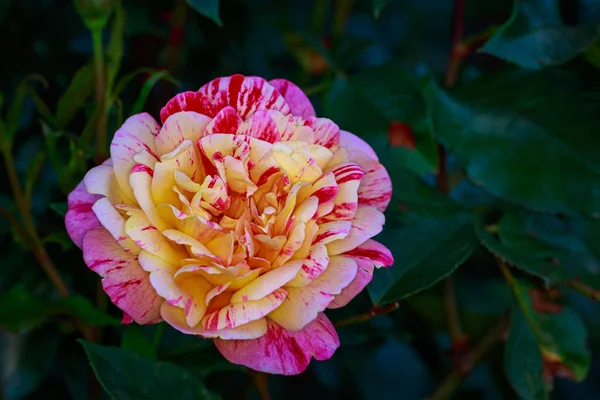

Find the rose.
[{"left": 66, "top": 75, "right": 394, "bottom": 375}]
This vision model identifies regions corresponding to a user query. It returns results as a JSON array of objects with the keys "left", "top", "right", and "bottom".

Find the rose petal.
[
  {"left": 82, "top": 229, "right": 162, "bottom": 324},
  {"left": 268, "top": 256, "right": 357, "bottom": 331},
  {"left": 326, "top": 206, "right": 385, "bottom": 255},
  {"left": 203, "top": 106, "right": 243, "bottom": 135},
  {"left": 358, "top": 160, "right": 392, "bottom": 212},
  {"left": 329, "top": 240, "right": 394, "bottom": 307},
  {"left": 155, "top": 111, "right": 211, "bottom": 156},
  {"left": 202, "top": 288, "right": 288, "bottom": 330},
  {"left": 199, "top": 74, "right": 290, "bottom": 119},
  {"left": 230, "top": 259, "right": 303, "bottom": 303},
  {"left": 304, "top": 117, "right": 339, "bottom": 149},
  {"left": 340, "top": 239, "right": 394, "bottom": 267},
  {"left": 269, "top": 78, "right": 316, "bottom": 118},
  {"left": 109, "top": 113, "right": 160, "bottom": 201},
  {"left": 160, "top": 91, "right": 230, "bottom": 123},
  {"left": 162, "top": 302, "right": 268, "bottom": 339},
  {"left": 214, "top": 313, "right": 339, "bottom": 375},
  {"left": 338, "top": 130, "right": 378, "bottom": 165},
  {"left": 65, "top": 181, "right": 102, "bottom": 249}
]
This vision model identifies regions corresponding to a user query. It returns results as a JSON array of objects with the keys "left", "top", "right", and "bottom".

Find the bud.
[{"left": 73, "top": 0, "right": 114, "bottom": 30}]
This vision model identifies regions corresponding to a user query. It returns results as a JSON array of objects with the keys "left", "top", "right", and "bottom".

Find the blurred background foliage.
[{"left": 1, "top": 0, "right": 600, "bottom": 399}]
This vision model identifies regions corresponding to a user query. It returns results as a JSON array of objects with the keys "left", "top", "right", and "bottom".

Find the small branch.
[
  {"left": 92, "top": 27, "right": 108, "bottom": 164},
  {"left": 443, "top": 277, "right": 468, "bottom": 348},
  {"left": 2, "top": 149, "right": 70, "bottom": 298},
  {"left": 335, "top": 302, "right": 400, "bottom": 327},
  {"left": 445, "top": 0, "right": 465, "bottom": 87},
  {"left": 249, "top": 369, "right": 271, "bottom": 400},
  {"left": 567, "top": 280, "right": 600, "bottom": 301},
  {"left": 428, "top": 317, "right": 510, "bottom": 400}
]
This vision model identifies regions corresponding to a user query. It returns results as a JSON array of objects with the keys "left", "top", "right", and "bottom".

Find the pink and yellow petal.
[
  {"left": 65, "top": 181, "right": 102, "bottom": 249},
  {"left": 326, "top": 206, "right": 385, "bottom": 255},
  {"left": 269, "top": 78, "right": 316, "bottom": 118},
  {"left": 214, "top": 313, "right": 339, "bottom": 375},
  {"left": 82, "top": 229, "right": 162, "bottom": 324},
  {"left": 109, "top": 113, "right": 160, "bottom": 201},
  {"left": 268, "top": 256, "right": 356, "bottom": 331}
]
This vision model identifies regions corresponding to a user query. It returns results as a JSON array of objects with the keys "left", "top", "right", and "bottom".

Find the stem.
[
  {"left": 2, "top": 149, "right": 70, "bottom": 298},
  {"left": 568, "top": 281, "right": 600, "bottom": 300},
  {"left": 439, "top": 0, "right": 467, "bottom": 354},
  {"left": 92, "top": 27, "right": 107, "bottom": 164},
  {"left": 428, "top": 317, "right": 509, "bottom": 400},
  {"left": 445, "top": 0, "right": 465, "bottom": 87},
  {"left": 249, "top": 369, "right": 271, "bottom": 400},
  {"left": 335, "top": 302, "right": 400, "bottom": 327}
]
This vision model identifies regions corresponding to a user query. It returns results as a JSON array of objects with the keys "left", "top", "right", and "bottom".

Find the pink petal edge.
[
  {"left": 269, "top": 78, "right": 316, "bottom": 118},
  {"left": 65, "top": 180, "right": 102, "bottom": 249},
  {"left": 214, "top": 313, "right": 339, "bottom": 375},
  {"left": 82, "top": 229, "right": 163, "bottom": 324}
]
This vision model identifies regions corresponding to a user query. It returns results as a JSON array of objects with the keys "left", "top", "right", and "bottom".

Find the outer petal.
[
  {"left": 328, "top": 264, "right": 374, "bottom": 309},
  {"left": 269, "top": 79, "right": 316, "bottom": 118},
  {"left": 159, "top": 91, "right": 229, "bottom": 123},
  {"left": 199, "top": 74, "right": 290, "bottom": 119},
  {"left": 214, "top": 313, "right": 339, "bottom": 375},
  {"left": 329, "top": 240, "right": 394, "bottom": 308},
  {"left": 326, "top": 206, "right": 385, "bottom": 255},
  {"left": 65, "top": 181, "right": 102, "bottom": 249},
  {"left": 340, "top": 239, "right": 394, "bottom": 267},
  {"left": 268, "top": 256, "right": 357, "bottom": 331},
  {"left": 82, "top": 229, "right": 162, "bottom": 324},
  {"left": 338, "top": 130, "right": 378, "bottom": 165},
  {"left": 358, "top": 160, "right": 392, "bottom": 212},
  {"left": 109, "top": 113, "right": 160, "bottom": 202}
]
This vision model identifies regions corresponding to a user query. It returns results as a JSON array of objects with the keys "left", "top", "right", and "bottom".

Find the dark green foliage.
[{"left": 2, "top": 0, "right": 600, "bottom": 399}]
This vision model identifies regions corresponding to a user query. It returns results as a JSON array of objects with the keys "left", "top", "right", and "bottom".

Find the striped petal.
[
  {"left": 269, "top": 79, "right": 316, "bottom": 118},
  {"left": 339, "top": 129, "right": 378, "bottom": 165},
  {"left": 82, "top": 229, "right": 162, "bottom": 324},
  {"left": 214, "top": 313, "right": 339, "bottom": 375},
  {"left": 65, "top": 181, "right": 102, "bottom": 249},
  {"left": 268, "top": 256, "right": 356, "bottom": 331},
  {"left": 161, "top": 303, "right": 267, "bottom": 339},
  {"left": 160, "top": 91, "right": 230, "bottom": 123},
  {"left": 155, "top": 111, "right": 211, "bottom": 156},
  {"left": 326, "top": 206, "right": 385, "bottom": 255},
  {"left": 202, "top": 288, "right": 288, "bottom": 330},
  {"left": 199, "top": 74, "right": 290, "bottom": 119},
  {"left": 329, "top": 240, "right": 393, "bottom": 308},
  {"left": 109, "top": 113, "right": 160, "bottom": 201},
  {"left": 358, "top": 160, "right": 392, "bottom": 212}
]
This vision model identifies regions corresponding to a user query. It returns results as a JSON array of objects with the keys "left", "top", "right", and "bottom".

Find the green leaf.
[
  {"left": 391, "top": 168, "right": 464, "bottom": 217},
  {"left": 24, "top": 149, "right": 46, "bottom": 208},
  {"left": 49, "top": 201, "right": 68, "bottom": 217},
  {"left": 325, "top": 65, "right": 437, "bottom": 176},
  {"left": 482, "top": 0, "right": 600, "bottom": 69},
  {"left": 0, "top": 328, "right": 60, "bottom": 400},
  {"left": 0, "top": 287, "right": 49, "bottom": 332},
  {"left": 130, "top": 70, "right": 178, "bottom": 114},
  {"left": 369, "top": 213, "right": 478, "bottom": 304},
  {"left": 55, "top": 296, "right": 120, "bottom": 327},
  {"left": 504, "top": 308, "right": 547, "bottom": 400},
  {"left": 584, "top": 37, "right": 600, "bottom": 69},
  {"left": 0, "top": 287, "right": 119, "bottom": 332},
  {"left": 187, "top": 0, "right": 222, "bottom": 27},
  {"left": 3, "top": 75, "right": 46, "bottom": 145},
  {"left": 372, "top": 0, "right": 392, "bottom": 19},
  {"left": 121, "top": 325, "right": 157, "bottom": 360},
  {"left": 426, "top": 70, "right": 600, "bottom": 217},
  {"left": 504, "top": 277, "right": 591, "bottom": 399},
  {"left": 81, "top": 341, "right": 219, "bottom": 400},
  {"left": 55, "top": 63, "right": 95, "bottom": 128},
  {"left": 476, "top": 210, "right": 600, "bottom": 287}
]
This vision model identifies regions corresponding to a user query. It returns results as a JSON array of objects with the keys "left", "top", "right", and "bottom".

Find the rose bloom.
[{"left": 66, "top": 75, "right": 393, "bottom": 375}]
